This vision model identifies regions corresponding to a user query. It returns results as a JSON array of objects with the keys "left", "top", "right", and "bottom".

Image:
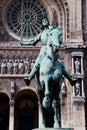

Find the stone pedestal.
[{"left": 33, "top": 128, "right": 72, "bottom": 130}]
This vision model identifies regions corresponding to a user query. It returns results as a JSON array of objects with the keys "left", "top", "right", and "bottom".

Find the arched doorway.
[
  {"left": 14, "top": 89, "right": 38, "bottom": 130},
  {"left": 0, "top": 92, "right": 10, "bottom": 130}
]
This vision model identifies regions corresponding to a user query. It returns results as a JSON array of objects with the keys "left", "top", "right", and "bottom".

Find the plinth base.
[{"left": 33, "top": 128, "right": 72, "bottom": 130}]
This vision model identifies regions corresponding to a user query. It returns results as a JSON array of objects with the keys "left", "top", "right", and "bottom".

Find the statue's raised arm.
[{"left": 20, "top": 33, "right": 41, "bottom": 46}]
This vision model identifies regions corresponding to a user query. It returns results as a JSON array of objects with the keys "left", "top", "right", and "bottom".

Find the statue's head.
[{"left": 42, "top": 17, "right": 49, "bottom": 27}]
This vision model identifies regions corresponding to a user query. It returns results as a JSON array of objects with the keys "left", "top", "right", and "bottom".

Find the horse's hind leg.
[{"left": 53, "top": 99, "right": 60, "bottom": 128}]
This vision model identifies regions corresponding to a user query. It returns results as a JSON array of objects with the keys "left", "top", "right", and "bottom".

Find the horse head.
[
  {"left": 45, "top": 27, "right": 62, "bottom": 62},
  {"left": 47, "top": 27, "right": 62, "bottom": 53}
]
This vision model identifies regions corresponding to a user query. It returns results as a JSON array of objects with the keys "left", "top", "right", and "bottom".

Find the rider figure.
[{"left": 20, "top": 17, "right": 77, "bottom": 86}]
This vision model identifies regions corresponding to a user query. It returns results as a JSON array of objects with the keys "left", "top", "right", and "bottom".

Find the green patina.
[{"left": 20, "top": 18, "right": 77, "bottom": 128}]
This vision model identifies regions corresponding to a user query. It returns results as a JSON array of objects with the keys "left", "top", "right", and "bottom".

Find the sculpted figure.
[
  {"left": 20, "top": 18, "right": 77, "bottom": 128},
  {"left": 13, "top": 59, "right": 18, "bottom": 74},
  {"left": 75, "top": 57, "right": 80, "bottom": 74},
  {"left": 1, "top": 59, "right": 7, "bottom": 74},
  {"left": 30, "top": 59, "right": 35, "bottom": 70},
  {"left": 19, "top": 59, "right": 25, "bottom": 74},
  {"left": 24, "top": 58, "right": 30, "bottom": 74},
  {"left": 20, "top": 18, "right": 76, "bottom": 86},
  {"left": 7, "top": 59, "right": 13, "bottom": 74},
  {"left": 75, "top": 82, "right": 81, "bottom": 96}
]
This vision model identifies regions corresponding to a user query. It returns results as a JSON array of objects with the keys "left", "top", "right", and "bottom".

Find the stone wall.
[{"left": 0, "top": 0, "right": 86, "bottom": 130}]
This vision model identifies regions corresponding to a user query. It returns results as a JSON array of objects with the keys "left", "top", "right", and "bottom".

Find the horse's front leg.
[
  {"left": 42, "top": 77, "right": 50, "bottom": 108},
  {"left": 35, "top": 77, "right": 46, "bottom": 128},
  {"left": 52, "top": 84, "right": 61, "bottom": 128},
  {"left": 53, "top": 99, "right": 60, "bottom": 128}
]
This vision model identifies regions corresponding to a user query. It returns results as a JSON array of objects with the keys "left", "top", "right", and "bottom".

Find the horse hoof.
[
  {"left": 42, "top": 96, "right": 50, "bottom": 108},
  {"left": 54, "top": 121, "right": 60, "bottom": 128},
  {"left": 42, "top": 123, "right": 46, "bottom": 128}
]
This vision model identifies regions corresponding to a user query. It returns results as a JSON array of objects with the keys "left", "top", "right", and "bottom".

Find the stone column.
[
  {"left": 39, "top": 102, "right": 43, "bottom": 128},
  {"left": 81, "top": 56, "right": 84, "bottom": 74},
  {"left": 75, "top": 0, "right": 82, "bottom": 29},
  {"left": 72, "top": 56, "right": 74, "bottom": 74},
  {"left": 9, "top": 101, "right": 14, "bottom": 130}
]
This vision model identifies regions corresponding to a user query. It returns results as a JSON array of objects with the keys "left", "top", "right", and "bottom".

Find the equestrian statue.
[{"left": 20, "top": 18, "right": 77, "bottom": 128}]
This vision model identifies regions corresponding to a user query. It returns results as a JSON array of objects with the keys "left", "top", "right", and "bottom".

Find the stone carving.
[
  {"left": 11, "top": 81, "right": 15, "bottom": 93},
  {"left": 19, "top": 59, "right": 25, "bottom": 74},
  {"left": 75, "top": 57, "right": 81, "bottom": 74},
  {"left": 7, "top": 59, "right": 13, "bottom": 74},
  {"left": 1, "top": 59, "right": 7, "bottom": 74},
  {"left": 11, "top": 81, "right": 16, "bottom": 100},
  {"left": 24, "top": 58, "right": 30, "bottom": 74},
  {"left": 13, "top": 59, "right": 19, "bottom": 74},
  {"left": 75, "top": 81, "right": 81, "bottom": 97},
  {"left": 31, "top": 59, "right": 35, "bottom": 70},
  {"left": 0, "top": 58, "right": 33, "bottom": 75},
  {"left": 61, "top": 77, "right": 67, "bottom": 95}
]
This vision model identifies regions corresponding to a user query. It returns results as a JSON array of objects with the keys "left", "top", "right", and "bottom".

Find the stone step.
[{"left": 33, "top": 128, "right": 72, "bottom": 130}]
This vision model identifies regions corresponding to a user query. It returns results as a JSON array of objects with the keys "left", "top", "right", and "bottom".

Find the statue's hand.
[
  {"left": 20, "top": 41, "right": 34, "bottom": 46},
  {"left": 20, "top": 41, "right": 27, "bottom": 46},
  {"left": 24, "top": 76, "right": 30, "bottom": 86},
  {"left": 28, "top": 39, "right": 35, "bottom": 45}
]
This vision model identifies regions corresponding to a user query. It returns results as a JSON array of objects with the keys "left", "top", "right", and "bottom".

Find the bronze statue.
[
  {"left": 20, "top": 18, "right": 76, "bottom": 86},
  {"left": 20, "top": 18, "right": 77, "bottom": 128}
]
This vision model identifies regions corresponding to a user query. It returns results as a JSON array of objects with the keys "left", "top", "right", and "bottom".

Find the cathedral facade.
[{"left": 0, "top": 0, "right": 86, "bottom": 130}]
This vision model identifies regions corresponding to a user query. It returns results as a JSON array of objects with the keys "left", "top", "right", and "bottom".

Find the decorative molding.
[
  {"left": 73, "top": 96, "right": 85, "bottom": 104},
  {"left": 0, "top": 47, "right": 39, "bottom": 76},
  {"left": 71, "top": 51, "right": 85, "bottom": 101}
]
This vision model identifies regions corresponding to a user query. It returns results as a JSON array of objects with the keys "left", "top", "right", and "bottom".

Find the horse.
[{"left": 35, "top": 27, "right": 63, "bottom": 128}]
